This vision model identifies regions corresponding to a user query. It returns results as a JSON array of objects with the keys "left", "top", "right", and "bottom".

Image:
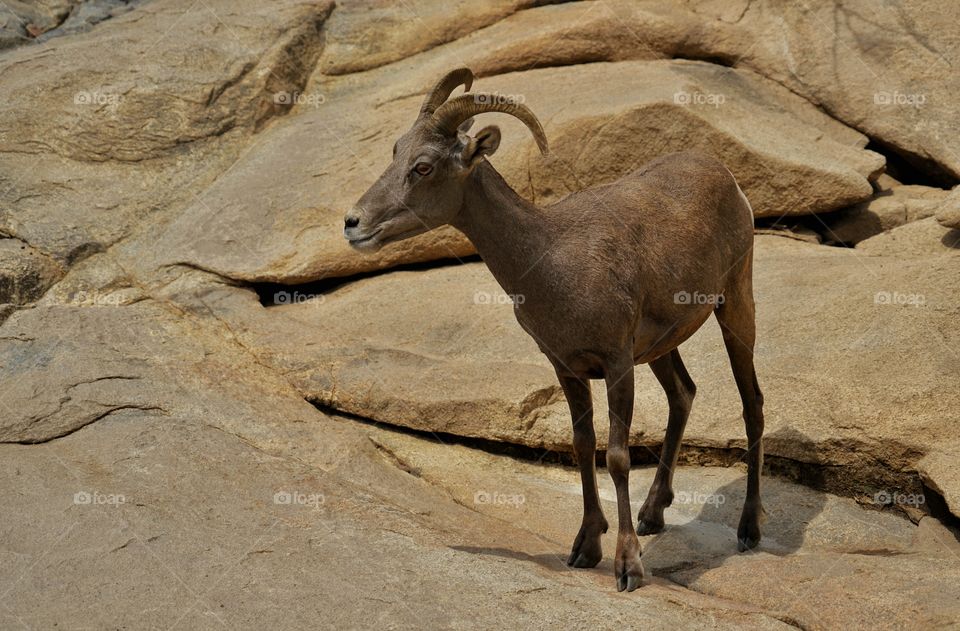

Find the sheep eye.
[{"left": 414, "top": 162, "right": 433, "bottom": 176}]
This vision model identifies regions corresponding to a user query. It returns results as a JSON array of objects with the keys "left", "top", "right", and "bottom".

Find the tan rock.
[
  {"left": 492, "top": 61, "right": 882, "bottom": 216},
  {"left": 857, "top": 216, "right": 960, "bottom": 256},
  {"left": 0, "top": 292, "right": 803, "bottom": 628},
  {"left": 935, "top": 188, "right": 960, "bottom": 230},
  {"left": 0, "top": 408, "right": 799, "bottom": 629},
  {"left": 0, "top": 297, "right": 318, "bottom": 443},
  {"left": 0, "top": 238, "right": 64, "bottom": 307},
  {"left": 2, "top": 1, "right": 958, "bottom": 625},
  {"left": 728, "top": 0, "right": 960, "bottom": 183},
  {"left": 317, "top": 0, "right": 539, "bottom": 75},
  {"left": 363, "top": 419, "right": 959, "bottom": 630},
  {"left": 0, "top": 0, "right": 335, "bottom": 266},
  {"left": 821, "top": 184, "right": 950, "bottom": 245},
  {"left": 1, "top": 377, "right": 951, "bottom": 628},
  {"left": 411, "top": 0, "right": 960, "bottom": 181}
]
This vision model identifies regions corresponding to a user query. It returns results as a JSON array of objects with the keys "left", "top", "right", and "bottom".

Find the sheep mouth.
[
  {"left": 378, "top": 224, "right": 429, "bottom": 245},
  {"left": 346, "top": 215, "right": 428, "bottom": 251},
  {"left": 347, "top": 229, "right": 383, "bottom": 250}
]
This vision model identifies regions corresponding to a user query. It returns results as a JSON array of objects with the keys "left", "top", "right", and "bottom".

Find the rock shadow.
[{"left": 940, "top": 228, "right": 960, "bottom": 249}]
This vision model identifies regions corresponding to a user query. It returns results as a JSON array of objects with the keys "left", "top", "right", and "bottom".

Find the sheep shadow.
[
  {"left": 448, "top": 428, "right": 828, "bottom": 588},
  {"left": 639, "top": 427, "right": 827, "bottom": 582}
]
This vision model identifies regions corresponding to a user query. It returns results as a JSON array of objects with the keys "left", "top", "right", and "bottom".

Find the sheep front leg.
[
  {"left": 605, "top": 362, "right": 644, "bottom": 592},
  {"left": 557, "top": 373, "right": 608, "bottom": 568}
]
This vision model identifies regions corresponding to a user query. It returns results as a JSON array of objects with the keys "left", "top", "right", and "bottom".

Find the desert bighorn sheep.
[{"left": 344, "top": 68, "right": 765, "bottom": 592}]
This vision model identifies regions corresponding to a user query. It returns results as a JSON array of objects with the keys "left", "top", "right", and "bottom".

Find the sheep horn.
[
  {"left": 431, "top": 94, "right": 549, "bottom": 154},
  {"left": 419, "top": 68, "right": 475, "bottom": 118}
]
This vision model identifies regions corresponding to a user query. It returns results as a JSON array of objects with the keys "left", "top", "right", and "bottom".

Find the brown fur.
[{"left": 345, "top": 69, "right": 766, "bottom": 592}]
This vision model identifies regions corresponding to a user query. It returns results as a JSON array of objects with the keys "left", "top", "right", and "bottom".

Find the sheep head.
[{"left": 344, "top": 67, "right": 548, "bottom": 252}]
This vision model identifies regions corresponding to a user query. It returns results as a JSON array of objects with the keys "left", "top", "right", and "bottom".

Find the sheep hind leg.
[
  {"left": 637, "top": 349, "right": 696, "bottom": 535},
  {"left": 715, "top": 264, "right": 766, "bottom": 551}
]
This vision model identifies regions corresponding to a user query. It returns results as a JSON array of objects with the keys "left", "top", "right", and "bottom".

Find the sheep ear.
[{"left": 461, "top": 125, "right": 501, "bottom": 168}]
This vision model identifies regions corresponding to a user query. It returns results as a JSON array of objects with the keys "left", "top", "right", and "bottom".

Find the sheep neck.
[{"left": 452, "top": 160, "right": 553, "bottom": 297}]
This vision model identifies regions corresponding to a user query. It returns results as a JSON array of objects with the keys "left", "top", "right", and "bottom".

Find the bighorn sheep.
[{"left": 344, "top": 68, "right": 764, "bottom": 592}]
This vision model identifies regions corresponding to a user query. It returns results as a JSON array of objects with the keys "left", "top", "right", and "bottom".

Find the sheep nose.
[{"left": 344, "top": 215, "right": 360, "bottom": 229}]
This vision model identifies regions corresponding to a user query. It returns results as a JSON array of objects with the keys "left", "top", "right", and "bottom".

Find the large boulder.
[
  {"left": 3, "top": 397, "right": 957, "bottom": 629},
  {"left": 406, "top": 0, "right": 960, "bottom": 183},
  {"left": 334, "top": 0, "right": 960, "bottom": 182},
  {"left": 2, "top": 401, "right": 904, "bottom": 630},
  {"left": 491, "top": 61, "right": 882, "bottom": 215},
  {"left": 723, "top": 0, "right": 960, "bottom": 184},
  {"left": 820, "top": 182, "right": 950, "bottom": 245},
  {"left": 935, "top": 188, "right": 960, "bottom": 230},
  {"left": 0, "top": 0, "right": 335, "bottom": 268},
  {"left": 317, "top": 0, "right": 548, "bottom": 75}
]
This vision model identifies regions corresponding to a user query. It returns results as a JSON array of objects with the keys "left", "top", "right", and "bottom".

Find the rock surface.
[
  {"left": 3, "top": 398, "right": 955, "bottom": 629},
  {"left": 326, "top": 0, "right": 960, "bottom": 181},
  {"left": 820, "top": 183, "right": 950, "bottom": 245},
  {"left": 2, "top": 1, "right": 959, "bottom": 627},
  {"left": 0, "top": 0, "right": 335, "bottom": 267},
  {"left": 936, "top": 188, "right": 960, "bottom": 230},
  {"left": 317, "top": 0, "right": 547, "bottom": 75},
  {"left": 0, "top": 1, "right": 143, "bottom": 50},
  {"left": 419, "top": 0, "right": 960, "bottom": 183},
  {"left": 0, "top": 237, "right": 64, "bottom": 308},
  {"left": 726, "top": 0, "right": 960, "bottom": 183}
]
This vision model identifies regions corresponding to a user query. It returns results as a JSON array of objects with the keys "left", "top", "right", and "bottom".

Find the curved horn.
[
  {"left": 419, "top": 68, "right": 475, "bottom": 118},
  {"left": 431, "top": 94, "right": 549, "bottom": 154}
]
